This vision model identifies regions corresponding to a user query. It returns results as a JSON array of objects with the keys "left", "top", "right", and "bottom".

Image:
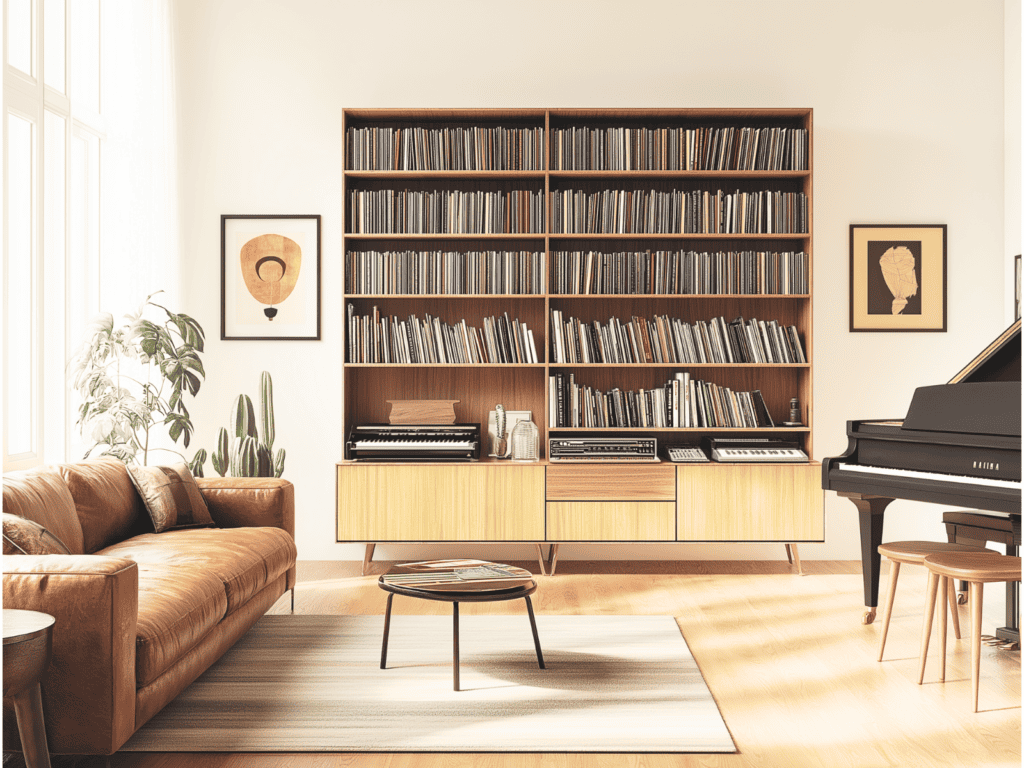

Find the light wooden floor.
[{"left": 64, "top": 560, "right": 1023, "bottom": 768}]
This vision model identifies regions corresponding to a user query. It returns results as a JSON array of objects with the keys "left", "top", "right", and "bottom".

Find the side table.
[
  {"left": 3, "top": 609, "right": 56, "bottom": 768},
  {"left": 378, "top": 560, "right": 545, "bottom": 691}
]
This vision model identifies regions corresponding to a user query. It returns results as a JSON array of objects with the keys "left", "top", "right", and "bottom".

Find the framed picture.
[
  {"left": 1015, "top": 254, "right": 1021, "bottom": 322},
  {"left": 849, "top": 224, "right": 946, "bottom": 332},
  {"left": 221, "top": 215, "right": 321, "bottom": 340}
]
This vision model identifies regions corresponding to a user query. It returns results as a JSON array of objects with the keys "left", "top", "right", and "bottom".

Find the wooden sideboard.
[{"left": 337, "top": 460, "right": 824, "bottom": 574}]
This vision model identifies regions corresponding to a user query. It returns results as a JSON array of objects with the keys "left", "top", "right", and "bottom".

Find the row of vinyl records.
[
  {"left": 348, "top": 189, "right": 545, "bottom": 234},
  {"left": 549, "top": 311, "right": 807, "bottom": 365},
  {"left": 549, "top": 372, "right": 777, "bottom": 428},
  {"left": 346, "top": 250, "right": 545, "bottom": 295},
  {"left": 551, "top": 189, "right": 809, "bottom": 234},
  {"left": 551, "top": 249, "right": 808, "bottom": 295},
  {"left": 551, "top": 126, "right": 809, "bottom": 172},
  {"left": 346, "top": 305, "right": 539, "bottom": 364},
  {"left": 346, "top": 126, "right": 545, "bottom": 171}
]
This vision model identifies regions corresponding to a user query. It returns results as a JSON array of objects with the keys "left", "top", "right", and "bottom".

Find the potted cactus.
[{"left": 196, "top": 371, "right": 286, "bottom": 478}]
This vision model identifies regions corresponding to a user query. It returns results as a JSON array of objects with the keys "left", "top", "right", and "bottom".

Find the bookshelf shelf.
[{"left": 340, "top": 108, "right": 820, "bottom": 553}]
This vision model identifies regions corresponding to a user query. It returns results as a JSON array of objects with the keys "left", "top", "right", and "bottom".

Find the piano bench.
[
  {"left": 876, "top": 541, "right": 998, "bottom": 663},
  {"left": 919, "top": 552, "right": 1022, "bottom": 712}
]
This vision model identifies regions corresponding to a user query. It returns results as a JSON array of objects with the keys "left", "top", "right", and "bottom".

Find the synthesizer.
[{"left": 346, "top": 424, "right": 480, "bottom": 461}]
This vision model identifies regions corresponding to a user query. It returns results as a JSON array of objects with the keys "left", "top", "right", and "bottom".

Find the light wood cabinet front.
[
  {"left": 547, "top": 501, "right": 676, "bottom": 541},
  {"left": 546, "top": 464, "right": 676, "bottom": 501},
  {"left": 677, "top": 464, "right": 824, "bottom": 541},
  {"left": 337, "top": 464, "right": 545, "bottom": 541}
]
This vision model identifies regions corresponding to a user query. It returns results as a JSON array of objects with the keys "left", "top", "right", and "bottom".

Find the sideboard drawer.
[
  {"left": 547, "top": 501, "right": 676, "bottom": 541},
  {"left": 546, "top": 464, "right": 676, "bottom": 501}
]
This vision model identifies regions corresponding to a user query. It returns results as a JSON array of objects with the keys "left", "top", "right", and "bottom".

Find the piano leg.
[{"left": 841, "top": 493, "right": 895, "bottom": 624}]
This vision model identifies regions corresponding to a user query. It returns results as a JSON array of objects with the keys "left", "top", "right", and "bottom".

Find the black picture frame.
[
  {"left": 221, "top": 214, "right": 321, "bottom": 340},
  {"left": 849, "top": 224, "right": 947, "bottom": 332}
]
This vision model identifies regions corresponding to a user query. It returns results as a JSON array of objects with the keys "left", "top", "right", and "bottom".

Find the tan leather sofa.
[{"left": 2, "top": 459, "right": 297, "bottom": 757}]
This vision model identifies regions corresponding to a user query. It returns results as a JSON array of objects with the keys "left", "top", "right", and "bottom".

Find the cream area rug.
[{"left": 122, "top": 614, "right": 736, "bottom": 753}]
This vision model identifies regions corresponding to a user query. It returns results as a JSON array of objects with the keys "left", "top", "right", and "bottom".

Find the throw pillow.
[
  {"left": 126, "top": 463, "right": 215, "bottom": 533},
  {"left": 3, "top": 513, "right": 72, "bottom": 555}
]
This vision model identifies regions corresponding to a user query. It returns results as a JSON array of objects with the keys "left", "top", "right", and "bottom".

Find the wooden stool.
[
  {"left": 876, "top": 541, "right": 996, "bottom": 662},
  {"left": 918, "top": 552, "right": 1021, "bottom": 712}
]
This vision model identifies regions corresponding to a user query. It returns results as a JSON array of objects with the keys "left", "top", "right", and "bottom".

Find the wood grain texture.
[
  {"left": 90, "top": 557, "right": 1020, "bottom": 768},
  {"left": 677, "top": 463, "right": 824, "bottom": 541},
  {"left": 546, "top": 501, "right": 676, "bottom": 541},
  {"left": 546, "top": 464, "right": 675, "bottom": 501},
  {"left": 337, "top": 464, "right": 544, "bottom": 541}
]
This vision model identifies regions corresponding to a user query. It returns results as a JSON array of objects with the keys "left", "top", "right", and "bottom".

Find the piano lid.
[
  {"left": 901, "top": 320, "right": 1021, "bottom": 437},
  {"left": 948, "top": 319, "right": 1020, "bottom": 384}
]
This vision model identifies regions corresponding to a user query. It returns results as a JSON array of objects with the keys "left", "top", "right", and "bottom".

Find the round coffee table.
[
  {"left": 3, "top": 609, "right": 56, "bottom": 768},
  {"left": 378, "top": 560, "right": 545, "bottom": 691}
]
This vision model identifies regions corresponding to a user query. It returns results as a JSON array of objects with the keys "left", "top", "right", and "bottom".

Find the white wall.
[{"left": 170, "top": 0, "right": 1016, "bottom": 563}]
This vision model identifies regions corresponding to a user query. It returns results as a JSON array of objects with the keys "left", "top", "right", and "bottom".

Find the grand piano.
[{"left": 823, "top": 320, "right": 1021, "bottom": 641}]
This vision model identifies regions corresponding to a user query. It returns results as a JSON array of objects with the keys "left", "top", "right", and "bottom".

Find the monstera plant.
[{"left": 70, "top": 291, "right": 206, "bottom": 465}]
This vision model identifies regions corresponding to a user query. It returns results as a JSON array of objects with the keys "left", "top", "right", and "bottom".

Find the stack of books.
[
  {"left": 549, "top": 372, "right": 776, "bottom": 429},
  {"left": 346, "top": 249, "right": 545, "bottom": 295},
  {"left": 347, "top": 305, "right": 539, "bottom": 365},
  {"left": 549, "top": 311, "right": 806, "bottom": 365},
  {"left": 349, "top": 188, "right": 545, "bottom": 234},
  {"left": 551, "top": 249, "right": 808, "bottom": 295},
  {"left": 551, "top": 188, "right": 808, "bottom": 234}
]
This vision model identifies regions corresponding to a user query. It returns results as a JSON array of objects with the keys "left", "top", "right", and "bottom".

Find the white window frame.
[{"left": 3, "top": 0, "right": 105, "bottom": 471}]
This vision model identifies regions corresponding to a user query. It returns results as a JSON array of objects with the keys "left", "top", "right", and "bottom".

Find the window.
[{"left": 4, "top": 0, "right": 103, "bottom": 470}]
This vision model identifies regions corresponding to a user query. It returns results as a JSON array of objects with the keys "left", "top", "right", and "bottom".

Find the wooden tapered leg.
[
  {"left": 971, "top": 581, "right": 983, "bottom": 713},
  {"left": 525, "top": 595, "right": 545, "bottom": 669},
  {"left": 785, "top": 544, "right": 804, "bottom": 575},
  {"left": 918, "top": 570, "right": 940, "bottom": 684},
  {"left": 546, "top": 544, "right": 560, "bottom": 576},
  {"left": 362, "top": 543, "right": 376, "bottom": 576},
  {"left": 534, "top": 543, "right": 547, "bottom": 576},
  {"left": 11, "top": 684, "right": 52, "bottom": 768},
  {"left": 878, "top": 559, "right": 901, "bottom": 662},
  {"left": 946, "top": 577, "right": 962, "bottom": 640},
  {"left": 453, "top": 601, "right": 460, "bottom": 692},
  {"left": 380, "top": 592, "right": 394, "bottom": 669},
  {"left": 938, "top": 576, "right": 948, "bottom": 682}
]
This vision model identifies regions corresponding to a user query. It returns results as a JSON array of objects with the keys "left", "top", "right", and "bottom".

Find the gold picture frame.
[{"left": 849, "top": 224, "right": 946, "bottom": 332}]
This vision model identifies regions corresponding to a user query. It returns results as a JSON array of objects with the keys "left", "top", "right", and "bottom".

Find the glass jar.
[{"left": 509, "top": 418, "right": 539, "bottom": 462}]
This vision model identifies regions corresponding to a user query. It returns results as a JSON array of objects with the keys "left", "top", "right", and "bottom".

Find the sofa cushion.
[
  {"left": 2, "top": 513, "right": 72, "bottom": 555},
  {"left": 98, "top": 527, "right": 296, "bottom": 616},
  {"left": 126, "top": 463, "right": 215, "bottom": 533},
  {"left": 2, "top": 466, "right": 86, "bottom": 554},
  {"left": 59, "top": 460, "right": 148, "bottom": 553},
  {"left": 133, "top": 563, "right": 228, "bottom": 687}
]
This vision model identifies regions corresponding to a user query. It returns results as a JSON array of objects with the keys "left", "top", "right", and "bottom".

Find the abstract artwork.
[
  {"left": 849, "top": 224, "right": 946, "bottom": 332},
  {"left": 221, "top": 215, "right": 321, "bottom": 340}
]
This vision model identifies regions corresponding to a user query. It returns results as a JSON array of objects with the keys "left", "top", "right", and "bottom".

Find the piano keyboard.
[
  {"left": 836, "top": 462, "right": 1022, "bottom": 490},
  {"left": 715, "top": 448, "right": 807, "bottom": 462},
  {"left": 353, "top": 439, "right": 475, "bottom": 450}
]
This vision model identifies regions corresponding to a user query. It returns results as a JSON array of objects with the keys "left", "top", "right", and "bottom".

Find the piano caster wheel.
[
  {"left": 862, "top": 608, "right": 876, "bottom": 625},
  {"left": 957, "top": 591, "right": 968, "bottom": 605}
]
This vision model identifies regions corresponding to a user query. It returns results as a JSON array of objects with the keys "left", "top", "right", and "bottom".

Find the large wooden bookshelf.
[{"left": 338, "top": 108, "right": 822, "bottom": 567}]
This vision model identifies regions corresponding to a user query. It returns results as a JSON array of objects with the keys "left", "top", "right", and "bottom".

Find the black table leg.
[
  {"left": 843, "top": 494, "right": 893, "bottom": 624},
  {"left": 525, "top": 595, "right": 545, "bottom": 668},
  {"left": 453, "top": 601, "right": 460, "bottom": 691},
  {"left": 380, "top": 592, "right": 394, "bottom": 669}
]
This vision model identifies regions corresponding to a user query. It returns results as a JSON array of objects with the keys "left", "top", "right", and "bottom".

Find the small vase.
[{"left": 510, "top": 419, "right": 539, "bottom": 462}]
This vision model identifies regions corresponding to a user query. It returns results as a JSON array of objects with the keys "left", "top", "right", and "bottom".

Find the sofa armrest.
[
  {"left": 2, "top": 555, "right": 139, "bottom": 755},
  {"left": 196, "top": 477, "right": 295, "bottom": 537}
]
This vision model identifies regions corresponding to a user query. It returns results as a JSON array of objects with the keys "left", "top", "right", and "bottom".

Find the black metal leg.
[
  {"left": 525, "top": 595, "right": 545, "bottom": 669},
  {"left": 380, "top": 592, "right": 394, "bottom": 669},
  {"left": 290, "top": 586, "right": 295, "bottom": 613},
  {"left": 453, "top": 601, "right": 460, "bottom": 691}
]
